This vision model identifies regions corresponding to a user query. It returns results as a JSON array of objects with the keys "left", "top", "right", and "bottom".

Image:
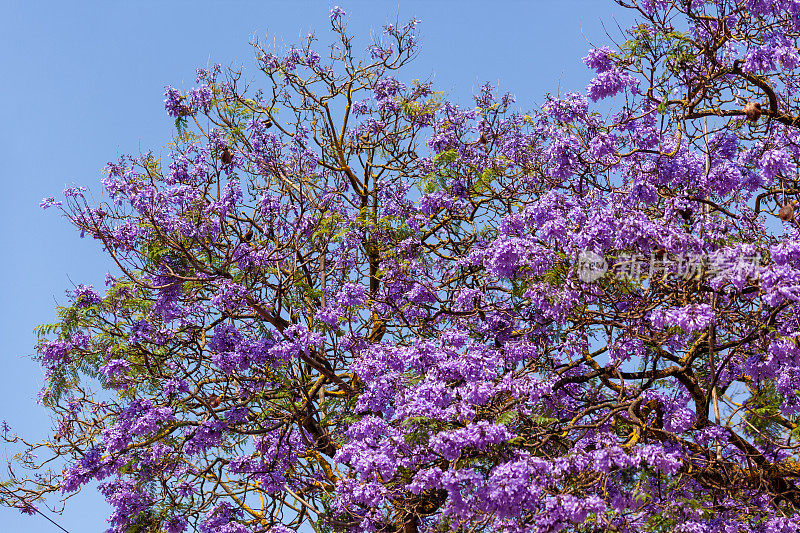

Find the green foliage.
[
  {"left": 418, "top": 172, "right": 446, "bottom": 194},
  {"left": 496, "top": 410, "right": 519, "bottom": 426},
  {"left": 402, "top": 416, "right": 449, "bottom": 447},
  {"left": 174, "top": 116, "right": 189, "bottom": 134},
  {"left": 622, "top": 25, "right": 696, "bottom": 74},
  {"left": 745, "top": 380, "right": 785, "bottom": 442},
  {"left": 473, "top": 165, "right": 501, "bottom": 194},
  {"left": 400, "top": 85, "right": 444, "bottom": 118}
]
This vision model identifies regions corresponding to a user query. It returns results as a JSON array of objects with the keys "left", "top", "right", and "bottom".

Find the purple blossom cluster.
[{"left": 16, "top": 2, "right": 800, "bottom": 532}]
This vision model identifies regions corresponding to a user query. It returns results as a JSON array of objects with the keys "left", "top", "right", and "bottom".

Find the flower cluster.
[{"left": 14, "top": 3, "right": 800, "bottom": 533}]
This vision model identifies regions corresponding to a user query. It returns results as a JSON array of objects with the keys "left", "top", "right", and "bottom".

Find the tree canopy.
[{"left": 6, "top": 1, "right": 800, "bottom": 532}]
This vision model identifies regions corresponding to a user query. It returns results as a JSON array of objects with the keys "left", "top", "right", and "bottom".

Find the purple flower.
[
  {"left": 101, "top": 358, "right": 131, "bottom": 384},
  {"left": 586, "top": 69, "right": 639, "bottom": 101},
  {"left": 37, "top": 333, "right": 88, "bottom": 369},
  {"left": 429, "top": 422, "right": 512, "bottom": 460},
  {"left": 316, "top": 304, "right": 344, "bottom": 327},
  {"left": 188, "top": 84, "right": 213, "bottom": 113},
  {"left": 17, "top": 501, "right": 37, "bottom": 515},
  {"left": 744, "top": 33, "right": 800, "bottom": 72},
  {"left": 164, "top": 86, "right": 190, "bottom": 117},
  {"left": 211, "top": 280, "right": 248, "bottom": 311},
  {"left": 483, "top": 237, "right": 531, "bottom": 278},
  {"left": 330, "top": 6, "right": 346, "bottom": 21},
  {"left": 337, "top": 283, "right": 368, "bottom": 307},
  {"left": 583, "top": 46, "right": 616, "bottom": 72},
  {"left": 63, "top": 186, "right": 87, "bottom": 197},
  {"left": 165, "top": 516, "right": 187, "bottom": 533},
  {"left": 650, "top": 304, "right": 716, "bottom": 332},
  {"left": 760, "top": 148, "right": 792, "bottom": 182},
  {"left": 542, "top": 93, "right": 589, "bottom": 122},
  {"left": 74, "top": 284, "right": 102, "bottom": 308},
  {"left": 40, "top": 197, "right": 62, "bottom": 210}
]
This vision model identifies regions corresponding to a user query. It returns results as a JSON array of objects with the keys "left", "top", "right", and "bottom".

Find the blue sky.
[{"left": 0, "top": 1, "right": 630, "bottom": 531}]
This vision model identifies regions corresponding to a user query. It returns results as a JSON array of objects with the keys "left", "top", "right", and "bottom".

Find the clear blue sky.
[{"left": 0, "top": 1, "right": 630, "bottom": 531}]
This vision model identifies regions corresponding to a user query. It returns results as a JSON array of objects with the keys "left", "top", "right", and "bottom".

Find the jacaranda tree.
[{"left": 6, "top": 1, "right": 800, "bottom": 531}]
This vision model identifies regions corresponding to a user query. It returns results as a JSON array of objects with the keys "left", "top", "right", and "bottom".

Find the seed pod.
[
  {"left": 732, "top": 59, "right": 743, "bottom": 74},
  {"left": 778, "top": 203, "right": 795, "bottom": 222},
  {"left": 743, "top": 102, "right": 762, "bottom": 122},
  {"left": 208, "top": 394, "right": 221, "bottom": 409},
  {"left": 244, "top": 228, "right": 254, "bottom": 242},
  {"left": 678, "top": 207, "right": 693, "bottom": 222},
  {"left": 220, "top": 147, "right": 233, "bottom": 165},
  {"left": 479, "top": 132, "right": 488, "bottom": 144},
  {"left": 264, "top": 120, "right": 273, "bottom": 129},
  {"left": 652, "top": 247, "right": 666, "bottom": 260}
]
